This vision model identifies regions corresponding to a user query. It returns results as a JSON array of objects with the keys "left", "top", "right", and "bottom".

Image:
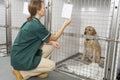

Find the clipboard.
[{"left": 61, "top": 3, "right": 73, "bottom": 19}]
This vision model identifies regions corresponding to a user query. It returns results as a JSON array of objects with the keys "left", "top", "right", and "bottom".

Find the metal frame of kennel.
[
  {"left": 104, "top": 0, "right": 120, "bottom": 80},
  {"left": 5, "top": 0, "right": 12, "bottom": 55},
  {"left": 0, "top": 0, "right": 12, "bottom": 56}
]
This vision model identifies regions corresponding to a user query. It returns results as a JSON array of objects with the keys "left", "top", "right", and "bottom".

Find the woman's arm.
[{"left": 49, "top": 19, "right": 71, "bottom": 41}]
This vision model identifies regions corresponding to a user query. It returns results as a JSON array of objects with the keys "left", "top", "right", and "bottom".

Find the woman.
[{"left": 11, "top": 0, "right": 71, "bottom": 80}]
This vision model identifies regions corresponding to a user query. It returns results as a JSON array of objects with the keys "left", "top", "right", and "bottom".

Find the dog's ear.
[{"left": 92, "top": 28, "right": 96, "bottom": 35}]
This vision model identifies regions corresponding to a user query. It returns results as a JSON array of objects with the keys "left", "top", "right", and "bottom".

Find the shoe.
[
  {"left": 12, "top": 69, "right": 25, "bottom": 80},
  {"left": 38, "top": 73, "right": 48, "bottom": 78}
]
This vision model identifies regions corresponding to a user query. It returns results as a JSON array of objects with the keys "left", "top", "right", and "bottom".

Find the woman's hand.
[
  {"left": 63, "top": 19, "right": 72, "bottom": 28},
  {"left": 49, "top": 41, "right": 60, "bottom": 49}
]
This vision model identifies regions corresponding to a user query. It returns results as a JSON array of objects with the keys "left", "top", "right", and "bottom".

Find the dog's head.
[{"left": 84, "top": 26, "right": 96, "bottom": 36}]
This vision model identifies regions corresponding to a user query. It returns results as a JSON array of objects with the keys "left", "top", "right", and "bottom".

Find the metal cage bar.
[
  {"left": 5, "top": 0, "right": 12, "bottom": 55},
  {"left": 103, "top": 0, "right": 120, "bottom": 80}
]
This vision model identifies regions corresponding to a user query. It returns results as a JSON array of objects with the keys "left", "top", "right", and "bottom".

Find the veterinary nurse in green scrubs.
[{"left": 10, "top": 0, "right": 71, "bottom": 80}]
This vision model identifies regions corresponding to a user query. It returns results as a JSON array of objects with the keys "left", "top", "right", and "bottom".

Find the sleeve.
[
  {"left": 34, "top": 26, "right": 51, "bottom": 42},
  {"left": 38, "top": 28, "right": 51, "bottom": 42}
]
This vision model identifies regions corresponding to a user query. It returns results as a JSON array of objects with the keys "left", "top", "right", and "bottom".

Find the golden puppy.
[{"left": 81, "top": 26, "right": 101, "bottom": 63}]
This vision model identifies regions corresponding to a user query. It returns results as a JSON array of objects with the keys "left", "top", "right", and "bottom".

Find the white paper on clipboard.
[
  {"left": 61, "top": 3, "right": 73, "bottom": 19},
  {"left": 23, "top": 2, "right": 30, "bottom": 15}
]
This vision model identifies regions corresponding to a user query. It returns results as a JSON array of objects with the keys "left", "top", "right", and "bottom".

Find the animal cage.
[
  {"left": 0, "top": 0, "right": 120, "bottom": 80},
  {"left": 49, "top": 0, "right": 120, "bottom": 80}
]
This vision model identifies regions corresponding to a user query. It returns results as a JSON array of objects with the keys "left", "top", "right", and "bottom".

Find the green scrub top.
[{"left": 10, "top": 17, "right": 51, "bottom": 70}]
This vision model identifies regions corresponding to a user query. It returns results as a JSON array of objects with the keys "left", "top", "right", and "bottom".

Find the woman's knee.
[
  {"left": 42, "top": 45, "right": 54, "bottom": 52},
  {"left": 42, "top": 45, "right": 55, "bottom": 58}
]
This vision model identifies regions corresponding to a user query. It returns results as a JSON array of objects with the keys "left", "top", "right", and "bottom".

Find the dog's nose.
[{"left": 84, "top": 32, "right": 86, "bottom": 35}]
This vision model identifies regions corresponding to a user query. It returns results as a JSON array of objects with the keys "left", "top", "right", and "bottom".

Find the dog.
[{"left": 81, "top": 26, "right": 101, "bottom": 64}]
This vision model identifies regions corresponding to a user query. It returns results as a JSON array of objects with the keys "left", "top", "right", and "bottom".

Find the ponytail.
[{"left": 27, "top": 16, "right": 32, "bottom": 21}]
